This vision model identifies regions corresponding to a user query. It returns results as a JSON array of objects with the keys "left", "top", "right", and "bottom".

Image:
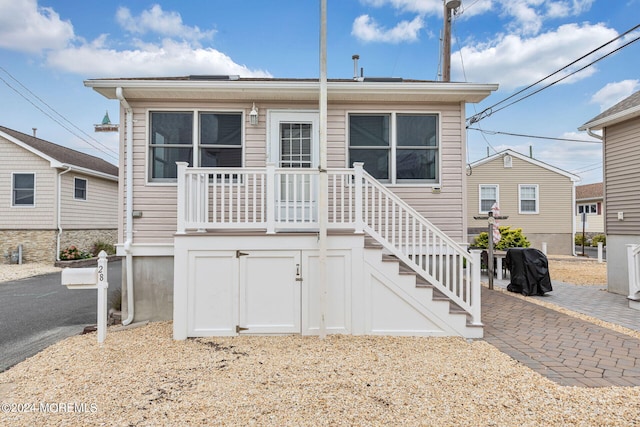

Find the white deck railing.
[
  {"left": 627, "top": 244, "right": 640, "bottom": 301},
  {"left": 176, "top": 161, "right": 481, "bottom": 324}
]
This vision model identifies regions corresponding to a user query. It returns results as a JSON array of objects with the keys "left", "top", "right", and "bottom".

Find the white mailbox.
[
  {"left": 62, "top": 267, "right": 99, "bottom": 289},
  {"left": 60, "top": 251, "right": 109, "bottom": 343}
]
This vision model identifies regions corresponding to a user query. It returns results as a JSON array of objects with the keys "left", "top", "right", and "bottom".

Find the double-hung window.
[
  {"left": 74, "top": 178, "right": 87, "bottom": 200},
  {"left": 479, "top": 184, "right": 498, "bottom": 213},
  {"left": 149, "top": 111, "right": 243, "bottom": 182},
  {"left": 348, "top": 113, "right": 439, "bottom": 183},
  {"left": 519, "top": 184, "right": 538, "bottom": 214},
  {"left": 12, "top": 173, "right": 35, "bottom": 206}
]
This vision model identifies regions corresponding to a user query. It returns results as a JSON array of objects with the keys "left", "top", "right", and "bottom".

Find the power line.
[
  {"left": 467, "top": 23, "right": 640, "bottom": 125},
  {"left": 467, "top": 127, "right": 603, "bottom": 143},
  {"left": 0, "top": 67, "right": 118, "bottom": 161}
]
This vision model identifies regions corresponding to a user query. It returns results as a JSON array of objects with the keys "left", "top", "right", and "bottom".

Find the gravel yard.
[{"left": 2, "top": 258, "right": 637, "bottom": 426}]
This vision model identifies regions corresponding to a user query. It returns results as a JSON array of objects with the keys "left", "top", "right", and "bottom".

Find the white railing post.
[
  {"left": 176, "top": 162, "right": 188, "bottom": 234},
  {"left": 627, "top": 244, "right": 639, "bottom": 300},
  {"left": 266, "top": 163, "right": 276, "bottom": 234},
  {"left": 470, "top": 249, "right": 482, "bottom": 326},
  {"left": 353, "top": 163, "right": 364, "bottom": 234}
]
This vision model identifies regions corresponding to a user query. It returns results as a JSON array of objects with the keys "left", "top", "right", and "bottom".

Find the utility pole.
[{"left": 442, "top": 0, "right": 461, "bottom": 82}]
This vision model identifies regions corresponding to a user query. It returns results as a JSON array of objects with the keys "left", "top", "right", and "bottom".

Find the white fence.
[{"left": 176, "top": 162, "right": 481, "bottom": 324}]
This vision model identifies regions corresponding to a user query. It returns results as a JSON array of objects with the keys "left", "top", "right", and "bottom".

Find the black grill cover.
[{"left": 505, "top": 248, "right": 552, "bottom": 296}]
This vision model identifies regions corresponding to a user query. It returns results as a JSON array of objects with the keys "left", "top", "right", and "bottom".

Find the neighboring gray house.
[
  {"left": 467, "top": 149, "right": 580, "bottom": 255},
  {"left": 579, "top": 90, "right": 640, "bottom": 295},
  {"left": 85, "top": 75, "right": 497, "bottom": 339},
  {"left": 0, "top": 126, "right": 118, "bottom": 264}
]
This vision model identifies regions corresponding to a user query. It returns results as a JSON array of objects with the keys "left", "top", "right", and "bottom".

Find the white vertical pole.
[
  {"left": 318, "top": 0, "right": 328, "bottom": 339},
  {"left": 97, "top": 251, "right": 109, "bottom": 344},
  {"left": 597, "top": 242, "right": 603, "bottom": 263},
  {"left": 541, "top": 242, "right": 547, "bottom": 255},
  {"left": 627, "top": 244, "right": 638, "bottom": 299}
]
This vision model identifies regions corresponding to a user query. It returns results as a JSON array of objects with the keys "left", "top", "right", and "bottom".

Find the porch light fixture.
[{"left": 249, "top": 103, "right": 259, "bottom": 126}]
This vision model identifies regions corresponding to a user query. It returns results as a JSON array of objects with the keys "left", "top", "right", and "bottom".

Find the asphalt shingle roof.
[
  {"left": 0, "top": 125, "right": 118, "bottom": 178},
  {"left": 583, "top": 90, "right": 640, "bottom": 125},
  {"left": 575, "top": 182, "right": 603, "bottom": 200}
]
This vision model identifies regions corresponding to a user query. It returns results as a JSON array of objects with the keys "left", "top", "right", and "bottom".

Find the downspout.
[
  {"left": 116, "top": 87, "right": 135, "bottom": 326},
  {"left": 56, "top": 166, "right": 72, "bottom": 261},
  {"left": 586, "top": 128, "right": 603, "bottom": 141}
]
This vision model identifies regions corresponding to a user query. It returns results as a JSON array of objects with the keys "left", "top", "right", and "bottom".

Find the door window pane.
[{"left": 280, "top": 123, "right": 312, "bottom": 168}]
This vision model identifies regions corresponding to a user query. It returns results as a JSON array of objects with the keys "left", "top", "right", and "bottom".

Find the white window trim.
[
  {"left": 11, "top": 172, "right": 36, "bottom": 208},
  {"left": 479, "top": 184, "right": 499, "bottom": 214},
  {"left": 346, "top": 110, "right": 442, "bottom": 186},
  {"left": 578, "top": 203, "right": 597, "bottom": 215},
  {"left": 519, "top": 184, "right": 539, "bottom": 214},
  {"left": 74, "top": 177, "right": 88, "bottom": 201},
  {"left": 146, "top": 108, "right": 246, "bottom": 185}
]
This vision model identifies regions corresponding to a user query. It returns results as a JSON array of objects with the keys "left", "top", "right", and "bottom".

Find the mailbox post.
[{"left": 61, "top": 251, "right": 109, "bottom": 343}]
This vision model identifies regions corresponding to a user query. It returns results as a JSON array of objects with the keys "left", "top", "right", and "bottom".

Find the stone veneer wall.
[
  {"left": 59, "top": 229, "right": 118, "bottom": 256},
  {"left": 0, "top": 228, "right": 117, "bottom": 264},
  {"left": 0, "top": 230, "right": 57, "bottom": 264}
]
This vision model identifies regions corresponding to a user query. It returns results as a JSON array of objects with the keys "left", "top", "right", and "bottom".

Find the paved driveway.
[{"left": 0, "top": 260, "right": 122, "bottom": 372}]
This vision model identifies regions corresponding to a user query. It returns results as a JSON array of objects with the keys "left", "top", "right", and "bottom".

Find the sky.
[{"left": 0, "top": 0, "right": 639, "bottom": 185}]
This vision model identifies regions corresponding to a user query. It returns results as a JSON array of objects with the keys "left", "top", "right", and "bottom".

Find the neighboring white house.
[
  {"left": 579, "top": 90, "right": 640, "bottom": 296},
  {"left": 85, "top": 75, "right": 497, "bottom": 339},
  {"left": 467, "top": 149, "right": 580, "bottom": 255},
  {"left": 575, "top": 182, "right": 604, "bottom": 236},
  {"left": 0, "top": 126, "right": 118, "bottom": 264}
]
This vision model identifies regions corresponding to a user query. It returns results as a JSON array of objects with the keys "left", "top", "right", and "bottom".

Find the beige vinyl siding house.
[
  {"left": 86, "top": 76, "right": 497, "bottom": 338},
  {"left": 0, "top": 126, "right": 118, "bottom": 264},
  {"left": 120, "top": 100, "right": 468, "bottom": 245},
  {"left": 579, "top": 90, "right": 640, "bottom": 295},
  {"left": 467, "top": 149, "right": 579, "bottom": 255}
]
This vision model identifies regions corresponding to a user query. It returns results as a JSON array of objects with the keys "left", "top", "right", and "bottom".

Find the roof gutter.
[{"left": 116, "top": 87, "right": 135, "bottom": 326}]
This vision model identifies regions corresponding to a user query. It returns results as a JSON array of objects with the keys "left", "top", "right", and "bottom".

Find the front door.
[{"left": 269, "top": 111, "right": 320, "bottom": 223}]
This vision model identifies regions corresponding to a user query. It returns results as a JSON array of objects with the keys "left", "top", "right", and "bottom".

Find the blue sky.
[{"left": 1, "top": 0, "right": 639, "bottom": 184}]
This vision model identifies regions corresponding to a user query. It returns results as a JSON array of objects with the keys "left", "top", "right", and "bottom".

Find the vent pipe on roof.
[
  {"left": 32, "top": 128, "right": 37, "bottom": 137},
  {"left": 352, "top": 54, "right": 359, "bottom": 80}
]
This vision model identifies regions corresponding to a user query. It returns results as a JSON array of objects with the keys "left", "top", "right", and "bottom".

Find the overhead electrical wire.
[
  {"left": 0, "top": 67, "right": 118, "bottom": 161},
  {"left": 467, "top": 127, "right": 603, "bottom": 143},
  {"left": 466, "top": 23, "right": 640, "bottom": 125}
]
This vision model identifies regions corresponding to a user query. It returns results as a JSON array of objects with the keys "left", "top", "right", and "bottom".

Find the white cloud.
[
  {"left": 0, "top": 0, "right": 74, "bottom": 53},
  {"left": 589, "top": 80, "right": 640, "bottom": 112},
  {"left": 116, "top": 5, "right": 215, "bottom": 43},
  {"left": 352, "top": 14, "right": 424, "bottom": 43},
  {"left": 453, "top": 23, "right": 618, "bottom": 90},
  {"left": 359, "top": 0, "right": 442, "bottom": 15},
  {"left": 46, "top": 38, "right": 271, "bottom": 78}
]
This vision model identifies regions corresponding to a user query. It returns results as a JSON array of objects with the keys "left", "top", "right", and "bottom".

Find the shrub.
[
  {"left": 59, "top": 245, "right": 92, "bottom": 260},
  {"left": 91, "top": 241, "right": 116, "bottom": 256},
  {"left": 591, "top": 234, "right": 606, "bottom": 247},
  {"left": 472, "top": 226, "right": 531, "bottom": 250},
  {"left": 575, "top": 234, "right": 588, "bottom": 246}
]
